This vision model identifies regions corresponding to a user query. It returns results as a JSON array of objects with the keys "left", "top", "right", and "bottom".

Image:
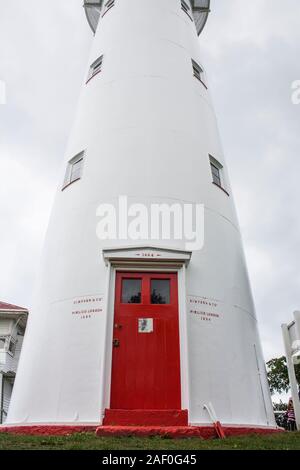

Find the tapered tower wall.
[{"left": 7, "top": 0, "right": 275, "bottom": 427}]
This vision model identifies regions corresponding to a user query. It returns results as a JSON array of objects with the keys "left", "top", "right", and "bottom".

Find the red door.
[{"left": 110, "top": 272, "right": 181, "bottom": 410}]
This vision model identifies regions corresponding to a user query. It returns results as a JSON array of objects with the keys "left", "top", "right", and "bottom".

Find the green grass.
[{"left": 0, "top": 431, "right": 299, "bottom": 450}]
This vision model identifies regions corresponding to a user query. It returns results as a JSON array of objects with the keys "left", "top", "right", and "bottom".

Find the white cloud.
[
  {"left": 0, "top": 150, "right": 54, "bottom": 303},
  {"left": 0, "top": 0, "right": 91, "bottom": 306},
  {"left": 201, "top": 0, "right": 300, "bottom": 362}
]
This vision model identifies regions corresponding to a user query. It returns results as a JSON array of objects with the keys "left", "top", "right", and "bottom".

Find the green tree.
[
  {"left": 273, "top": 400, "right": 288, "bottom": 411},
  {"left": 266, "top": 356, "right": 300, "bottom": 395}
]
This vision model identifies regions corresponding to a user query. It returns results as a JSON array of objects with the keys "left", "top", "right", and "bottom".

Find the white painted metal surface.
[
  {"left": 282, "top": 311, "right": 300, "bottom": 430},
  {"left": 7, "top": 0, "right": 275, "bottom": 427}
]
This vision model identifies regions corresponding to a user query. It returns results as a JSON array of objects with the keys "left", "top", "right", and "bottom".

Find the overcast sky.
[{"left": 1, "top": 0, "right": 300, "bottom": 365}]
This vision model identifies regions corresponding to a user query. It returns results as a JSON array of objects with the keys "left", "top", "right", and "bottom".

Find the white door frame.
[{"left": 99, "top": 246, "right": 192, "bottom": 423}]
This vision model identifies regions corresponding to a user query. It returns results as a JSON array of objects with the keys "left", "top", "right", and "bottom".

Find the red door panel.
[{"left": 110, "top": 272, "right": 181, "bottom": 410}]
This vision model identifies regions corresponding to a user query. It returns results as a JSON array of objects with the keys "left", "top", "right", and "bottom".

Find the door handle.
[{"left": 113, "top": 339, "right": 120, "bottom": 347}]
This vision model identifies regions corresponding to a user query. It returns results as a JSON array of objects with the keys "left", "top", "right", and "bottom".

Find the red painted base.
[
  {"left": 103, "top": 409, "right": 188, "bottom": 427},
  {"left": 96, "top": 425, "right": 283, "bottom": 440},
  {"left": 0, "top": 425, "right": 97, "bottom": 436},
  {"left": 0, "top": 424, "right": 283, "bottom": 439}
]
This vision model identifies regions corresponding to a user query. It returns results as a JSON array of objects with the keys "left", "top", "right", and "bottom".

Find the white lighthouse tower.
[{"left": 6, "top": 0, "right": 276, "bottom": 434}]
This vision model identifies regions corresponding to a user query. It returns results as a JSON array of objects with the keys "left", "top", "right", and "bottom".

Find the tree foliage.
[
  {"left": 273, "top": 400, "right": 288, "bottom": 411},
  {"left": 266, "top": 356, "right": 300, "bottom": 395}
]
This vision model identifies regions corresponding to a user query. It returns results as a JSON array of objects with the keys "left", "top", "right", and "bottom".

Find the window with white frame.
[
  {"left": 181, "top": 0, "right": 193, "bottom": 20},
  {"left": 209, "top": 155, "right": 226, "bottom": 191},
  {"left": 63, "top": 151, "right": 85, "bottom": 189},
  {"left": 192, "top": 59, "right": 206, "bottom": 86},
  {"left": 102, "top": 0, "right": 115, "bottom": 16},
  {"left": 87, "top": 55, "right": 103, "bottom": 82}
]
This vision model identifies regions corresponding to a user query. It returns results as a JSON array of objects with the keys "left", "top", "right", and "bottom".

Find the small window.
[
  {"left": 102, "top": 0, "right": 115, "bottom": 16},
  {"left": 122, "top": 279, "right": 142, "bottom": 304},
  {"left": 211, "top": 162, "right": 221, "bottom": 187},
  {"left": 181, "top": 0, "right": 193, "bottom": 20},
  {"left": 63, "top": 151, "right": 84, "bottom": 189},
  {"left": 209, "top": 155, "right": 226, "bottom": 190},
  {"left": 8, "top": 338, "right": 16, "bottom": 356},
  {"left": 192, "top": 59, "right": 206, "bottom": 86},
  {"left": 87, "top": 55, "right": 103, "bottom": 82},
  {"left": 151, "top": 279, "right": 170, "bottom": 305}
]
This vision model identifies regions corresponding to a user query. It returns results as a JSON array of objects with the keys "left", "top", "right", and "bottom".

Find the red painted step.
[
  {"left": 97, "top": 426, "right": 202, "bottom": 439},
  {"left": 103, "top": 409, "right": 188, "bottom": 427}
]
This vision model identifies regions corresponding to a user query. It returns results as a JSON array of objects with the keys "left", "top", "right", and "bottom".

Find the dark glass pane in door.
[
  {"left": 122, "top": 279, "right": 142, "bottom": 304},
  {"left": 151, "top": 279, "right": 170, "bottom": 304}
]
